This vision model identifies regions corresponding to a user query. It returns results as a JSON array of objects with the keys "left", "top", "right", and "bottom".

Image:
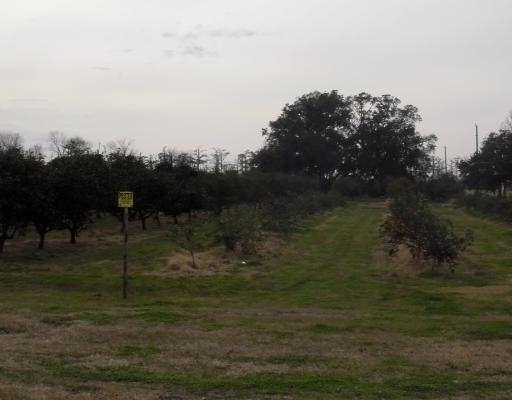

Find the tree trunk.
[
  {"left": 154, "top": 214, "right": 161, "bottom": 227},
  {"left": 0, "top": 238, "right": 5, "bottom": 254},
  {"left": 38, "top": 231, "right": 46, "bottom": 250},
  {"left": 141, "top": 216, "right": 147, "bottom": 231},
  {"left": 190, "top": 250, "right": 196, "bottom": 268},
  {"left": 69, "top": 229, "right": 77, "bottom": 244},
  {"left": 173, "top": 214, "right": 178, "bottom": 224}
]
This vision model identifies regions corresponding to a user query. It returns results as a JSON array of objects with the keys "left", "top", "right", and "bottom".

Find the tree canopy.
[
  {"left": 253, "top": 91, "right": 436, "bottom": 191},
  {"left": 459, "top": 128, "right": 512, "bottom": 196}
]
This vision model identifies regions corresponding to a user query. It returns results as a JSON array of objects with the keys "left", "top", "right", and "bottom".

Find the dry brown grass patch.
[
  {"left": 375, "top": 245, "right": 428, "bottom": 278},
  {"left": 404, "top": 339, "right": 512, "bottom": 374},
  {"left": 146, "top": 248, "right": 235, "bottom": 277}
]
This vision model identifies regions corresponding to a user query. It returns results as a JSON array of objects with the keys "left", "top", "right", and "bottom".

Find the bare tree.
[
  {"left": 157, "top": 147, "right": 180, "bottom": 170},
  {"left": 0, "top": 132, "right": 23, "bottom": 150},
  {"left": 48, "top": 131, "right": 67, "bottom": 157},
  {"left": 191, "top": 147, "right": 208, "bottom": 171},
  {"left": 237, "top": 150, "right": 254, "bottom": 173},
  {"left": 107, "top": 138, "right": 135, "bottom": 156},
  {"left": 211, "top": 147, "right": 230, "bottom": 173}
]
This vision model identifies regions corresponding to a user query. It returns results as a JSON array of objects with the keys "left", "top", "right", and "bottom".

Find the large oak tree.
[{"left": 254, "top": 91, "right": 436, "bottom": 192}]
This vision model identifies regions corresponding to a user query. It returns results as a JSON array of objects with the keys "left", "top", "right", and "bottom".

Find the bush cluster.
[
  {"left": 215, "top": 191, "right": 345, "bottom": 256},
  {"left": 419, "top": 173, "right": 464, "bottom": 202},
  {"left": 456, "top": 192, "right": 512, "bottom": 222}
]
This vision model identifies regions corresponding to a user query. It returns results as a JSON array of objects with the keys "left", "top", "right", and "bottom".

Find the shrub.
[
  {"left": 381, "top": 188, "right": 473, "bottom": 272},
  {"left": 316, "top": 191, "right": 346, "bottom": 210},
  {"left": 386, "top": 177, "right": 418, "bottom": 198},
  {"left": 262, "top": 196, "right": 301, "bottom": 235},
  {"left": 292, "top": 192, "right": 322, "bottom": 216},
  {"left": 289, "top": 191, "right": 345, "bottom": 217},
  {"left": 332, "top": 176, "right": 367, "bottom": 198},
  {"left": 168, "top": 217, "right": 211, "bottom": 267},
  {"left": 262, "top": 191, "right": 344, "bottom": 235},
  {"left": 456, "top": 192, "right": 512, "bottom": 222},
  {"left": 420, "top": 173, "right": 464, "bottom": 202},
  {"left": 240, "top": 172, "right": 319, "bottom": 203},
  {"left": 217, "top": 205, "right": 264, "bottom": 255}
]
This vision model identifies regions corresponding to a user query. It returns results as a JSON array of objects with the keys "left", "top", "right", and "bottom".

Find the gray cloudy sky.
[{"left": 1, "top": 0, "right": 510, "bottom": 160}]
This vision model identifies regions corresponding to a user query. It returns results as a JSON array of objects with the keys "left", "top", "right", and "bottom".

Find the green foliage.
[
  {"left": 0, "top": 134, "right": 45, "bottom": 253},
  {"left": 168, "top": 217, "right": 211, "bottom": 267},
  {"left": 217, "top": 205, "right": 264, "bottom": 255},
  {"left": 3, "top": 203, "right": 512, "bottom": 398},
  {"left": 254, "top": 91, "right": 436, "bottom": 192},
  {"left": 48, "top": 151, "right": 107, "bottom": 243},
  {"left": 262, "top": 196, "right": 302, "bottom": 235},
  {"left": 420, "top": 173, "right": 464, "bottom": 202},
  {"left": 457, "top": 192, "right": 512, "bottom": 222},
  {"left": 262, "top": 192, "right": 345, "bottom": 235},
  {"left": 381, "top": 184, "right": 473, "bottom": 271},
  {"left": 332, "top": 176, "right": 368, "bottom": 198},
  {"left": 314, "top": 191, "right": 346, "bottom": 211},
  {"left": 458, "top": 128, "right": 512, "bottom": 195}
]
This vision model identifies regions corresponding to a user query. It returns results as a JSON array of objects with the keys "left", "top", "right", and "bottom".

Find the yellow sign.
[{"left": 118, "top": 191, "right": 134, "bottom": 208}]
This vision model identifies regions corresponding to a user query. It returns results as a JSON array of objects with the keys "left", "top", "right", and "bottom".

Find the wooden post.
[{"left": 123, "top": 207, "right": 129, "bottom": 299}]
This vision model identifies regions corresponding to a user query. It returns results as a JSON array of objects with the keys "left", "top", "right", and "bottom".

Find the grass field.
[{"left": 0, "top": 202, "right": 511, "bottom": 399}]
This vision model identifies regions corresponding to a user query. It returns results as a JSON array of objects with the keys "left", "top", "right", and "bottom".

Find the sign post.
[{"left": 118, "top": 191, "right": 134, "bottom": 299}]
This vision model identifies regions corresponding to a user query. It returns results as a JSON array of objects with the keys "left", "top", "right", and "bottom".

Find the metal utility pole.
[
  {"left": 444, "top": 146, "right": 448, "bottom": 173},
  {"left": 475, "top": 123, "right": 479, "bottom": 154}
]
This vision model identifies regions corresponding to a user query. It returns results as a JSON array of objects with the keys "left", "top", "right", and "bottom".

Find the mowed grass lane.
[{"left": 0, "top": 202, "right": 511, "bottom": 399}]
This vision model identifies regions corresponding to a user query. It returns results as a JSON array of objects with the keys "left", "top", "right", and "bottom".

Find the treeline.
[{"left": 0, "top": 132, "right": 344, "bottom": 253}]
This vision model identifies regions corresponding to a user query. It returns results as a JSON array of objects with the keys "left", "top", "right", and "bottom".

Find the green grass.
[{"left": 0, "top": 203, "right": 512, "bottom": 399}]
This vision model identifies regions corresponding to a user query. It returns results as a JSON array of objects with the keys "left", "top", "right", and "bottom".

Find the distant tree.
[
  {"left": 134, "top": 165, "right": 166, "bottom": 230},
  {"left": 63, "top": 136, "right": 92, "bottom": 156},
  {"left": 459, "top": 129, "right": 512, "bottom": 196},
  {"left": 203, "top": 171, "right": 243, "bottom": 215},
  {"left": 501, "top": 110, "right": 512, "bottom": 131},
  {"left": 211, "top": 148, "right": 230, "bottom": 173},
  {"left": 0, "top": 133, "right": 43, "bottom": 253},
  {"left": 253, "top": 91, "right": 434, "bottom": 193},
  {"left": 156, "top": 147, "right": 179, "bottom": 171},
  {"left": 48, "top": 131, "right": 67, "bottom": 156},
  {"left": 106, "top": 148, "right": 163, "bottom": 230},
  {"left": 254, "top": 91, "right": 352, "bottom": 191},
  {"left": 27, "top": 153, "right": 61, "bottom": 249},
  {"left": 191, "top": 147, "right": 208, "bottom": 171},
  {"left": 156, "top": 150, "right": 202, "bottom": 223},
  {"left": 237, "top": 150, "right": 254, "bottom": 173},
  {"left": 106, "top": 138, "right": 134, "bottom": 156},
  {"left": 348, "top": 93, "right": 436, "bottom": 189},
  {"left": 0, "top": 132, "right": 23, "bottom": 149},
  {"left": 48, "top": 139, "right": 107, "bottom": 243}
]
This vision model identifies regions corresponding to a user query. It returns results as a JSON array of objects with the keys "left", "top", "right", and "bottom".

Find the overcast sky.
[{"left": 1, "top": 0, "right": 510, "bottom": 161}]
